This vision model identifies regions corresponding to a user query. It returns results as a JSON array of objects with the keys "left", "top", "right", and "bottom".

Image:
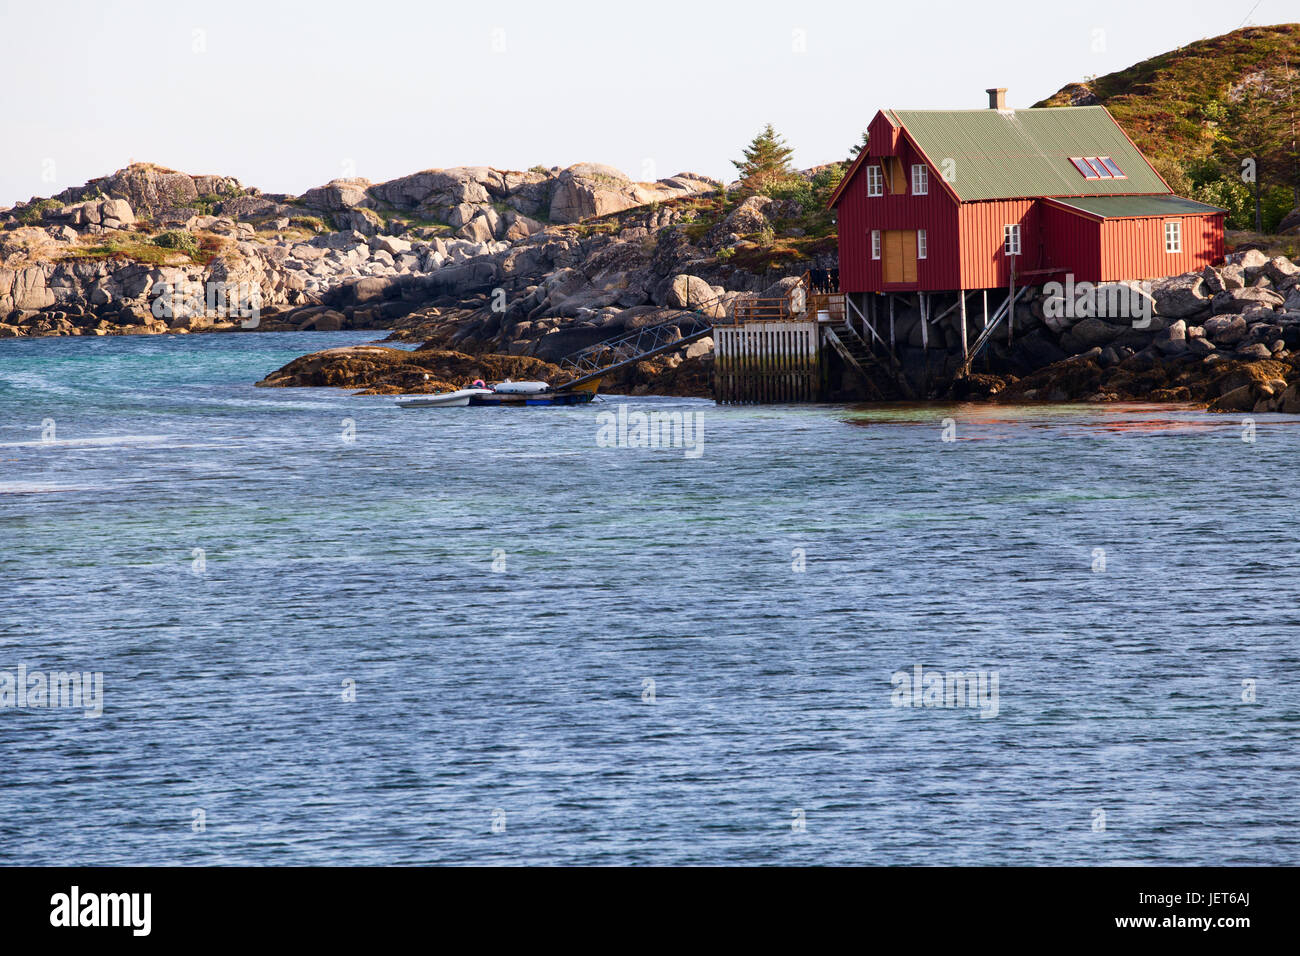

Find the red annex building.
[{"left": 828, "top": 89, "right": 1225, "bottom": 295}]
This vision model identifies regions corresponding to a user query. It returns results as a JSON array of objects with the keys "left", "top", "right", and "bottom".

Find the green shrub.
[
  {"left": 14, "top": 198, "right": 63, "bottom": 225},
  {"left": 152, "top": 230, "right": 199, "bottom": 255},
  {"left": 1191, "top": 175, "right": 1294, "bottom": 232},
  {"left": 763, "top": 177, "right": 813, "bottom": 207}
]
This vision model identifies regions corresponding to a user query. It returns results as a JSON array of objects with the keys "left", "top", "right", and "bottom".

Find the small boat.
[
  {"left": 397, "top": 387, "right": 493, "bottom": 408},
  {"left": 397, "top": 378, "right": 599, "bottom": 409},
  {"left": 491, "top": 379, "right": 551, "bottom": 394}
]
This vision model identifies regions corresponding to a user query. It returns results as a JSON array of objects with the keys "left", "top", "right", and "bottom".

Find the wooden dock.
[{"left": 713, "top": 280, "right": 825, "bottom": 403}]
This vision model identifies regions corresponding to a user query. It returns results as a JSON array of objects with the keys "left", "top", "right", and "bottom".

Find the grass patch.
[
  {"left": 56, "top": 229, "right": 227, "bottom": 266},
  {"left": 62, "top": 237, "right": 190, "bottom": 266},
  {"left": 723, "top": 234, "right": 837, "bottom": 273},
  {"left": 289, "top": 215, "right": 329, "bottom": 234},
  {"left": 1225, "top": 230, "right": 1300, "bottom": 259}
]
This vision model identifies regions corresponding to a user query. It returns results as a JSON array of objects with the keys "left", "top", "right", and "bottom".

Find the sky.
[{"left": 0, "top": 0, "right": 1291, "bottom": 207}]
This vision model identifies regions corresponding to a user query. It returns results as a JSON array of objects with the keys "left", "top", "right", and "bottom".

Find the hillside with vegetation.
[{"left": 1037, "top": 23, "right": 1300, "bottom": 236}]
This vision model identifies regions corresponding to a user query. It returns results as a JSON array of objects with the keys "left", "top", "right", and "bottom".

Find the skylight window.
[
  {"left": 1099, "top": 156, "right": 1125, "bottom": 178},
  {"left": 1070, "top": 156, "right": 1125, "bottom": 180},
  {"left": 1070, "top": 157, "right": 1097, "bottom": 179},
  {"left": 1084, "top": 157, "right": 1111, "bottom": 178}
]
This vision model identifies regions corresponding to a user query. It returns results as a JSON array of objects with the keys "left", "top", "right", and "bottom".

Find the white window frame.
[
  {"left": 1164, "top": 220, "right": 1182, "bottom": 254},
  {"left": 917, "top": 229, "right": 927, "bottom": 259},
  {"left": 866, "top": 165, "right": 883, "bottom": 197},
  {"left": 871, "top": 229, "right": 881, "bottom": 260},
  {"left": 911, "top": 164, "right": 928, "bottom": 195},
  {"left": 1004, "top": 223, "right": 1021, "bottom": 257}
]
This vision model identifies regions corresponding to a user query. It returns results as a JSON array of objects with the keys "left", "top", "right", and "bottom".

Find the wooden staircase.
[{"left": 823, "top": 322, "right": 894, "bottom": 401}]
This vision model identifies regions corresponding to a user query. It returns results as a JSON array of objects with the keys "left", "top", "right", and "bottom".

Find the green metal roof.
[
  {"left": 889, "top": 106, "right": 1170, "bottom": 201},
  {"left": 1046, "top": 194, "right": 1226, "bottom": 218}
]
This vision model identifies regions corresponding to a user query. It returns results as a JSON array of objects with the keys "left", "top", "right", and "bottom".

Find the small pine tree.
[
  {"left": 732, "top": 123, "right": 796, "bottom": 194},
  {"left": 848, "top": 131, "right": 869, "bottom": 160},
  {"left": 1217, "top": 71, "right": 1290, "bottom": 231}
]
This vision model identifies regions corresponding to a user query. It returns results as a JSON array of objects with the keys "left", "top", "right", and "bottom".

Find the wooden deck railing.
[{"left": 719, "top": 270, "right": 844, "bottom": 325}]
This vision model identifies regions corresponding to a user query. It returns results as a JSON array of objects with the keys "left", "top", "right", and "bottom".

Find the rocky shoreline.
[
  {"left": 937, "top": 249, "right": 1300, "bottom": 413},
  {"left": 255, "top": 248, "right": 1300, "bottom": 413},
  {"left": 254, "top": 343, "right": 713, "bottom": 398},
  {"left": 0, "top": 161, "right": 725, "bottom": 338},
  {"left": 8, "top": 162, "right": 1300, "bottom": 414}
]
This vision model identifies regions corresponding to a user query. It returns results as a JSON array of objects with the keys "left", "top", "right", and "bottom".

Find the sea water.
[{"left": 0, "top": 332, "right": 1296, "bottom": 864}]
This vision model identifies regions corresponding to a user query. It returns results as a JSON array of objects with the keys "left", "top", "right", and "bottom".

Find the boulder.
[
  {"left": 1235, "top": 248, "right": 1269, "bottom": 271},
  {"left": 2, "top": 265, "right": 55, "bottom": 311},
  {"left": 549, "top": 163, "right": 633, "bottom": 223},
  {"left": 1153, "top": 319, "right": 1188, "bottom": 355},
  {"left": 300, "top": 178, "right": 372, "bottom": 211},
  {"left": 667, "top": 274, "right": 715, "bottom": 311},
  {"left": 351, "top": 277, "right": 393, "bottom": 304},
  {"left": 1150, "top": 273, "right": 1209, "bottom": 317},
  {"left": 336, "top": 208, "right": 383, "bottom": 235},
  {"left": 1202, "top": 314, "right": 1248, "bottom": 345},
  {"left": 370, "top": 235, "right": 412, "bottom": 256},
  {"left": 1213, "top": 287, "right": 1285, "bottom": 314},
  {"left": 721, "top": 195, "right": 772, "bottom": 235},
  {"left": 365, "top": 168, "right": 499, "bottom": 211},
  {"left": 503, "top": 212, "right": 544, "bottom": 241},
  {"left": 1279, "top": 382, "right": 1300, "bottom": 414},
  {"left": 1200, "top": 266, "right": 1225, "bottom": 295},
  {"left": 79, "top": 163, "right": 228, "bottom": 218},
  {"left": 456, "top": 214, "right": 495, "bottom": 244},
  {"left": 683, "top": 336, "right": 713, "bottom": 360},
  {"left": 99, "top": 198, "right": 135, "bottom": 226},
  {"left": 1065, "top": 316, "right": 1121, "bottom": 350},
  {"left": 1219, "top": 263, "right": 1247, "bottom": 290},
  {"left": 300, "top": 309, "right": 346, "bottom": 331},
  {"left": 1211, "top": 385, "right": 1257, "bottom": 411},
  {"left": 1263, "top": 256, "right": 1300, "bottom": 285},
  {"left": 447, "top": 203, "right": 481, "bottom": 228},
  {"left": 547, "top": 163, "right": 716, "bottom": 223}
]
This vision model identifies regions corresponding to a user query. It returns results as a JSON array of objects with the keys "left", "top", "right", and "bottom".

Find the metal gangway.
[{"left": 557, "top": 295, "right": 723, "bottom": 390}]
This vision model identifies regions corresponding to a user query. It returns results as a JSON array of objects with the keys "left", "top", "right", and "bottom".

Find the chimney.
[{"left": 987, "top": 87, "right": 1008, "bottom": 110}]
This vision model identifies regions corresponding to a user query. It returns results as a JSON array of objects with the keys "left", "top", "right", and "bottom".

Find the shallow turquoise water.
[{"left": 0, "top": 332, "right": 1297, "bottom": 864}]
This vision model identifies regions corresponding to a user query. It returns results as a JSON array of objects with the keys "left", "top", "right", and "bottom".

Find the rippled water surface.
[{"left": 1, "top": 332, "right": 1297, "bottom": 865}]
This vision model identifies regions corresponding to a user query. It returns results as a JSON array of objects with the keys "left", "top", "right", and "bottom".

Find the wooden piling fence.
[{"left": 713, "top": 320, "right": 821, "bottom": 404}]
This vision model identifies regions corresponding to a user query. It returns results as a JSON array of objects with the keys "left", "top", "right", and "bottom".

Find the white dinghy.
[{"left": 397, "top": 387, "right": 493, "bottom": 408}]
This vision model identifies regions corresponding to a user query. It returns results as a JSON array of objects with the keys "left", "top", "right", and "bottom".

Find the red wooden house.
[{"left": 828, "top": 89, "right": 1225, "bottom": 294}]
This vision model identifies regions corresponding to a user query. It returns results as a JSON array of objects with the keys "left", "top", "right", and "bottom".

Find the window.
[
  {"left": 917, "top": 229, "right": 927, "bottom": 259},
  {"left": 1084, "top": 157, "right": 1111, "bottom": 178},
  {"left": 889, "top": 157, "right": 907, "bottom": 194},
  {"left": 1070, "top": 157, "right": 1097, "bottom": 179},
  {"left": 1004, "top": 223, "right": 1021, "bottom": 256},
  {"left": 1070, "top": 155, "right": 1126, "bottom": 179},
  {"left": 867, "top": 165, "right": 883, "bottom": 197},
  {"left": 1164, "top": 220, "right": 1181, "bottom": 253},
  {"left": 871, "top": 230, "right": 881, "bottom": 259},
  {"left": 911, "top": 164, "right": 928, "bottom": 195}
]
